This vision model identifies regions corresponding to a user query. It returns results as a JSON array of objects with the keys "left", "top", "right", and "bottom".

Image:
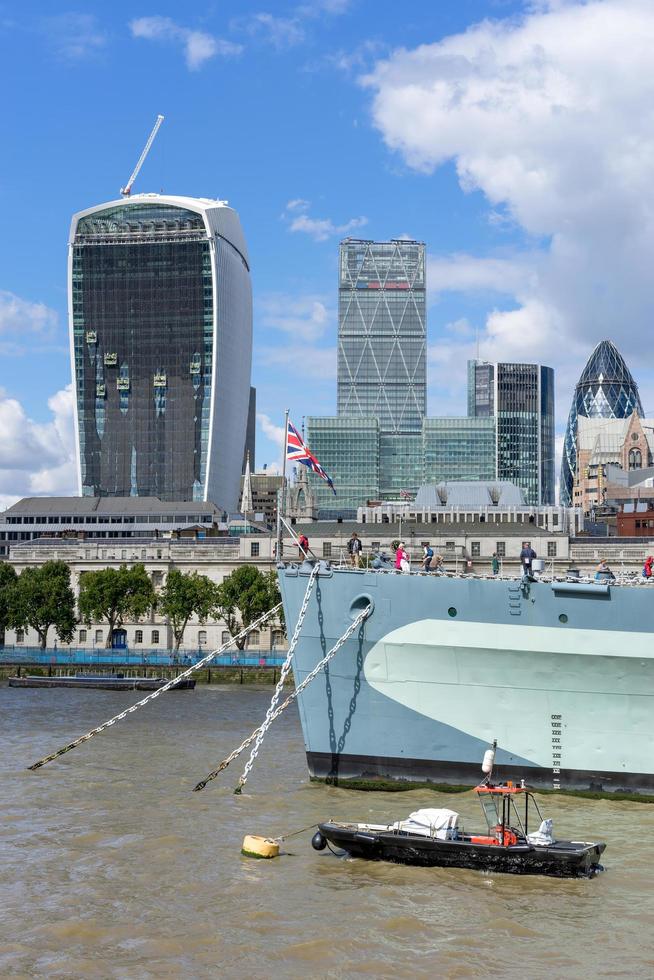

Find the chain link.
[
  {"left": 234, "top": 565, "right": 319, "bottom": 793},
  {"left": 28, "top": 602, "right": 283, "bottom": 771},
  {"left": 193, "top": 601, "right": 371, "bottom": 792}
]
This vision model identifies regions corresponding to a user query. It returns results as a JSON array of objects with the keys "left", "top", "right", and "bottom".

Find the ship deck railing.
[{"left": 287, "top": 559, "right": 652, "bottom": 587}]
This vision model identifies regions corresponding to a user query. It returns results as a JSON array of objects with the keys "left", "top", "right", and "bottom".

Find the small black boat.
[{"left": 312, "top": 744, "right": 606, "bottom": 879}]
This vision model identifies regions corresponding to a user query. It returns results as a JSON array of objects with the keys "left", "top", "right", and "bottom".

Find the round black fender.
[{"left": 311, "top": 831, "right": 327, "bottom": 851}]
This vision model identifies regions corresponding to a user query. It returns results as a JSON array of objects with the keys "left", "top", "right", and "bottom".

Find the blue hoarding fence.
[{"left": 0, "top": 647, "right": 288, "bottom": 668}]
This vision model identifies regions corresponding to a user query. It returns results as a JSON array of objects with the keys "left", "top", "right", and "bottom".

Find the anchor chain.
[
  {"left": 28, "top": 602, "right": 283, "bottom": 771},
  {"left": 234, "top": 564, "right": 319, "bottom": 793},
  {"left": 193, "top": 601, "right": 371, "bottom": 792}
]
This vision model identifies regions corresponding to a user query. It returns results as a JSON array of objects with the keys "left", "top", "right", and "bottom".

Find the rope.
[
  {"left": 28, "top": 603, "right": 282, "bottom": 771},
  {"left": 193, "top": 602, "right": 371, "bottom": 792},
  {"left": 234, "top": 564, "right": 319, "bottom": 793},
  {"left": 273, "top": 822, "right": 319, "bottom": 842}
]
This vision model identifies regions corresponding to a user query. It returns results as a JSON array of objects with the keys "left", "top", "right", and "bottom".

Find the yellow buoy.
[{"left": 241, "top": 835, "right": 280, "bottom": 859}]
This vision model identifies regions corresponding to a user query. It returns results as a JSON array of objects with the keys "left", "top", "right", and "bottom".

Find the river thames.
[{"left": 1, "top": 685, "right": 653, "bottom": 979}]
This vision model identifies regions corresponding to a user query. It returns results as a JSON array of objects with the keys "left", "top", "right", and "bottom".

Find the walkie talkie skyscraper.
[{"left": 68, "top": 194, "right": 252, "bottom": 510}]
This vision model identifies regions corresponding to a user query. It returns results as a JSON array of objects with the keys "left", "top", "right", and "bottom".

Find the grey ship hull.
[{"left": 278, "top": 565, "right": 654, "bottom": 794}]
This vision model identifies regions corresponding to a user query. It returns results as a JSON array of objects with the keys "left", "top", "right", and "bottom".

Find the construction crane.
[{"left": 120, "top": 114, "right": 165, "bottom": 197}]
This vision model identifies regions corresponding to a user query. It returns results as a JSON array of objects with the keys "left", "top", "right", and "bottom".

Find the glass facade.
[
  {"left": 379, "top": 432, "right": 422, "bottom": 499},
  {"left": 423, "top": 418, "right": 496, "bottom": 484},
  {"left": 69, "top": 197, "right": 252, "bottom": 509},
  {"left": 469, "top": 361, "right": 555, "bottom": 506},
  {"left": 560, "top": 340, "right": 643, "bottom": 506},
  {"left": 467, "top": 361, "right": 494, "bottom": 417},
  {"left": 337, "top": 240, "right": 426, "bottom": 432},
  {"left": 305, "top": 417, "right": 379, "bottom": 517},
  {"left": 540, "top": 366, "right": 556, "bottom": 507}
]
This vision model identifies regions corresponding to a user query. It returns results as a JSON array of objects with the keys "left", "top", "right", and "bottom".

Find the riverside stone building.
[{"left": 2, "top": 533, "right": 279, "bottom": 654}]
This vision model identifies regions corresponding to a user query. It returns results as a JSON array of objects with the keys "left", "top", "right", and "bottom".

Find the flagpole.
[{"left": 276, "top": 408, "right": 289, "bottom": 562}]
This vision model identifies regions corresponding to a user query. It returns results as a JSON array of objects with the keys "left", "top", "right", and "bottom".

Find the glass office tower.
[
  {"left": 337, "top": 240, "right": 426, "bottom": 431},
  {"left": 468, "top": 360, "right": 555, "bottom": 506},
  {"left": 305, "top": 416, "right": 380, "bottom": 517},
  {"left": 423, "top": 418, "right": 496, "bottom": 484},
  {"left": 560, "top": 340, "right": 643, "bottom": 506},
  {"left": 69, "top": 194, "right": 252, "bottom": 510}
]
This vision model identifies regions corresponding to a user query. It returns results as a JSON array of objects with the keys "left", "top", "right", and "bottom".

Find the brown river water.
[{"left": 1, "top": 685, "right": 653, "bottom": 979}]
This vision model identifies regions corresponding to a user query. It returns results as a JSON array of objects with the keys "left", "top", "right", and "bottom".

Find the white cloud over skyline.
[
  {"left": 283, "top": 199, "right": 368, "bottom": 241},
  {"left": 258, "top": 292, "right": 333, "bottom": 342},
  {"left": 363, "top": 0, "right": 654, "bottom": 416},
  {"left": 237, "top": 0, "right": 352, "bottom": 49},
  {"left": 130, "top": 16, "right": 241, "bottom": 70},
  {"left": 0, "top": 384, "right": 77, "bottom": 508},
  {"left": 43, "top": 13, "right": 107, "bottom": 61},
  {"left": 0, "top": 290, "right": 58, "bottom": 337}
]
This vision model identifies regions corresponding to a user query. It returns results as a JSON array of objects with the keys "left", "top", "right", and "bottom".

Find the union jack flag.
[
  {"left": 399, "top": 488, "right": 413, "bottom": 500},
  {"left": 286, "top": 419, "right": 336, "bottom": 494}
]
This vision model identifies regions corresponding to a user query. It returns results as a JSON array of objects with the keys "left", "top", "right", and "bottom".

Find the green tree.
[
  {"left": 11, "top": 560, "right": 76, "bottom": 649},
  {"left": 215, "top": 566, "right": 281, "bottom": 650},
  {"left": 157, "top": 570, "right": 219, "bottom": 652},
  {"left": 0, "top": 562, "right": 17, "bottom": 647},
  {"left": 78, "top": 564, "right": 156, "bottom": 648}
]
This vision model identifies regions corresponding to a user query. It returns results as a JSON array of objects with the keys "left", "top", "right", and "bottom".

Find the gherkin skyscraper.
[{"left": 560, "top": 340, "right": 643, "bottom": 506}]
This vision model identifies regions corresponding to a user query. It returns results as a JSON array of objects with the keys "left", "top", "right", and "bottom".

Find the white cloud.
[
  {"left": 130, "top": 16, "right": 241, "bottom": 70},
  {"left": 44, "top": 13, "right": 107, "bottom": 61},
  {"left": 256, "top": 343, "right": 336, "bottom": 380},
  {"left": 0, "top": 385, "right": 77, "bottom": 509},
  {"left": 322, "top": 39, "right": 387, "bottom": 75},
  {"left": 363, "top": 0, "right": 654, "bottom": 415},
  {"left": 285, "top": 198, "right": 310, "bottom": 213},
  {"left": 427, "top": 254, "right": 531, "bottom": 299},
  {"left": 237, "top": 0, "right": 351, "bottom": 50},
  {"left": 258, "top": 293, "right": 333, "bottom": 341},
  {"left": 299, "top": 0, "right": 352, "bottom": 13},
  {"left": 0, "top": 290, "right": 58, "bottom": 336},
  {"left": 245, "top": 13, "right": 305, "bottom": 49},
  {"left": 257, "top": 412, "right": 285, "bottom": 450},
  {"left": 282, "top": 199, "right": 368, "bottom": 241},
  {"left": 445, "top": 317, "right": 474, "bottom": 337}
]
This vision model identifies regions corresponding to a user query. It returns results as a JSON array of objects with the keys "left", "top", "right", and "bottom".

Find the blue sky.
[{"left": 2, "top": 0, "right": 654, "bottom": 503}]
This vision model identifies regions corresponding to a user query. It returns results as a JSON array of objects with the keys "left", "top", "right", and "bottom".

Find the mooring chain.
[
  {"left": 28, "top": 603, "right": 283, "bottom": 771},
  {"left": 193, "top": 601, "right": 371, "bottom": 792},
  {"left": 235, "top": 564, "right": 319, "bottom": 793}
]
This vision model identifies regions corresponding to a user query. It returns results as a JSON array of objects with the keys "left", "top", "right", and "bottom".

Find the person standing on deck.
[
  {"left": 520, "top": 541, "right": 536, "bottom": 575},
  {"left": 298, "top": 533, "right": 309, "bottom": 561},
  {"left": 395, "top": 542, "right": 410, "bottom": 574},
  {"left": 347, "top": 532, "right": 363, "bottom": 567},
  {"left": 422, "top": 543, "right": 434, "bottom": 572},
  {"left": 491, "top": 552, "right": 500, "bottom": 576}
]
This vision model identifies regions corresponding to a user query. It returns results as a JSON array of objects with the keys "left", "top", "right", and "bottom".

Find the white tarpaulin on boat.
[
  {"left": 527, "top": 818, "right": 554, "bottom": 846},
  {"left": 395, "top": 808, "right": 459, "bottom": 840}
]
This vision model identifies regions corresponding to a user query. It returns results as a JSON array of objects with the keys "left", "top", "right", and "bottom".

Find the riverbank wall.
[{"left": 0, "top": 663, "right": 291, "bottom": 685}]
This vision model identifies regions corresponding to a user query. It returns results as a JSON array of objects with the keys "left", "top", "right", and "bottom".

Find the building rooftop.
[
  {"left": 1, "top": 497, "right": 223, "bottom": 518},
  {"left": 414, "top": 481, "right": 528, "bottom": 509},
  {"left": 70, "top": 193, "right": 250, "bottom": 267},
  {"left": 577, "top": 415, "right": 654, "bottom": 462},
  {"left": 289, "top": 520, "right": 547, "bottom": 538}
]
